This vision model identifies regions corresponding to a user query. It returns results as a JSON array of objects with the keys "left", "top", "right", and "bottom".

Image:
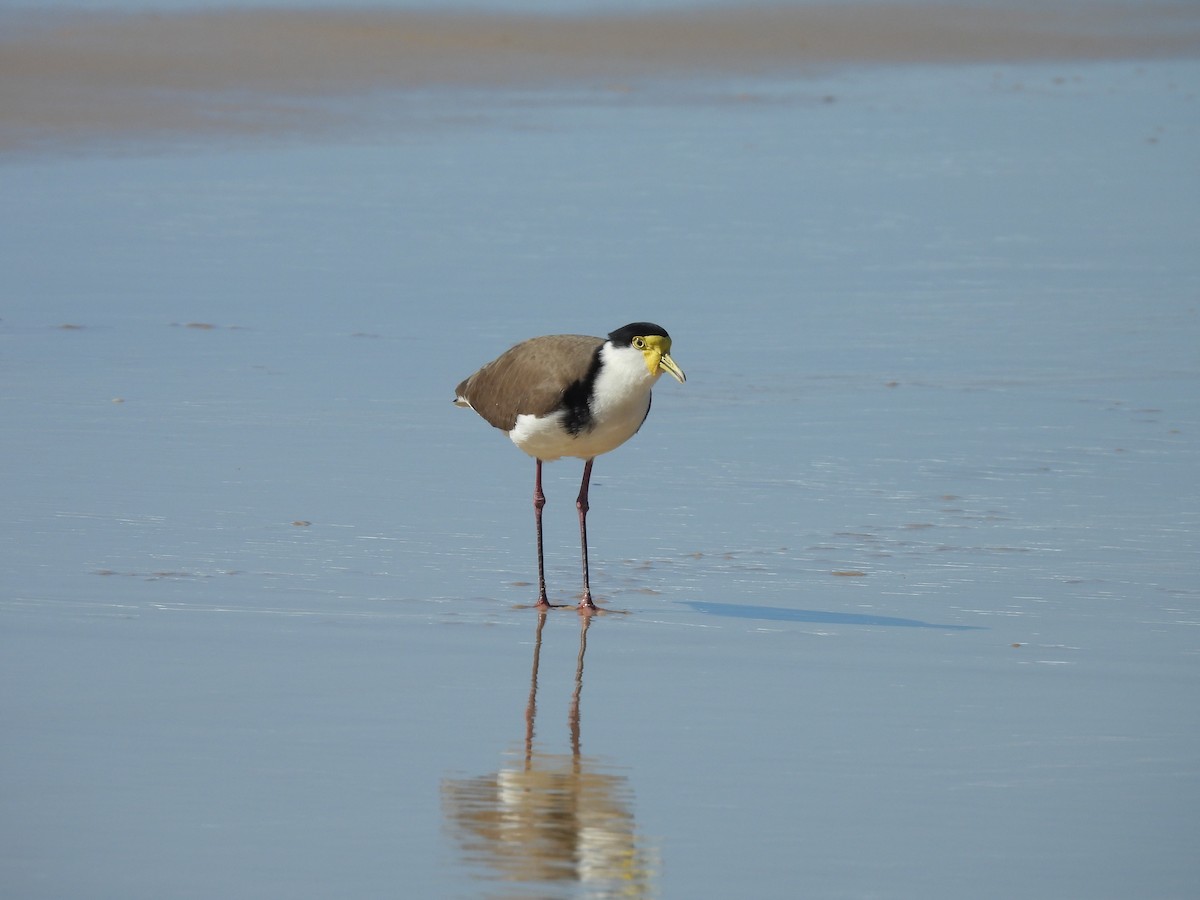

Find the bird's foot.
[
  {"left": 577, "top": 594, "right": 599, "bottom": 615},
  {"left": 525, "top": 594, "right": 598, "bottom": 612},
  {"left": 535, "top": 595, "right": 569, "bottom": 610}
]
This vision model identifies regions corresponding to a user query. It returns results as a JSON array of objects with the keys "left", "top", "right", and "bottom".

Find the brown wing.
[{"left": 455, "top": 334, "right": 602, "bottom": 432}]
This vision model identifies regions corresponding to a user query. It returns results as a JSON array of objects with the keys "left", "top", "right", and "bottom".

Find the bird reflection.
[{"left": 442, "top": 613, "right": 658, "bottom": 897}]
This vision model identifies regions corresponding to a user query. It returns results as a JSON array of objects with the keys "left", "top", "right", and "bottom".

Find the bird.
[{"left": 454, "top": 322, "right": 685, "bottom": 612}]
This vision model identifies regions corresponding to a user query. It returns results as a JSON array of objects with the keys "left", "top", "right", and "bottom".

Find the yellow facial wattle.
[{"left": 638, "top": 334, "right": 686, "bottom": 383}]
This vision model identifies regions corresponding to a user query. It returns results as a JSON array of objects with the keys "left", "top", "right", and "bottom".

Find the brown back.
[{"left": 456, "top": 334, "right": 603, "bottom": 432}]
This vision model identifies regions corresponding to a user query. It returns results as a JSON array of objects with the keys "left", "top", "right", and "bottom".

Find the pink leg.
[
  {"left": 534, "top": 459, "right": 549, "bottom": 607},
  {"left": 576, "top": 458, "right": 597, "bottom": 611}
]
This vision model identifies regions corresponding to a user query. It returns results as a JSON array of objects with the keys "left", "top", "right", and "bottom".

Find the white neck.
[{"left": 591, "top": 342, "right": 659, "bottom": 413}]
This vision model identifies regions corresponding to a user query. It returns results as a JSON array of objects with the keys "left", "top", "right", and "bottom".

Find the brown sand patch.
[{"left": 2, "top": 3, "right": 1198, "bottom": 152}]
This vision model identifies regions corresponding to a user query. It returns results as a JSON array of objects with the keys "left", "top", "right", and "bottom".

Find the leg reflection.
[{"left": 441, "top": 613, "right": 656, "bottom": 893}]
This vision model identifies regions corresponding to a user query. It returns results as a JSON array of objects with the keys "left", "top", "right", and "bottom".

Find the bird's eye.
[{"left": 633, "top": 337, "right": 646, "bottom": 349}]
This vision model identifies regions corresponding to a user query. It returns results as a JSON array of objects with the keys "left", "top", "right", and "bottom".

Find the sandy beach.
[
  {"left": 4, "top": 3, "right": 1200, "bottom": 152},
  {"left": 4, "top": 3, "right": 1198, "bottom": 898}
]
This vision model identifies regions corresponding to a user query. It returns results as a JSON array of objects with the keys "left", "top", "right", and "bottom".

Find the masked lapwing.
[{"left": 454, "top": 322, "right": 685, "bottom": 612}]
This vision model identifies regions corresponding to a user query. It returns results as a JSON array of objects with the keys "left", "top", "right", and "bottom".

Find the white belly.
[{"left": 509, "top": 392, "right": 652, "bottom": 461}]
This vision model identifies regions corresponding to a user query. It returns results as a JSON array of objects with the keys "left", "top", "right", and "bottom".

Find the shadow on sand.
[{"left": 685, "top": 600, "right": 985, "bottom": 631}]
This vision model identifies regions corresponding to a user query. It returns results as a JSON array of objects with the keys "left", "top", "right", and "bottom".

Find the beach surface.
[
  {"left": 3, "top": 3, "right": 1198, "bottom": 898},
  {"left": 4, "top": 2, "right": 1200, "bottom": 152}
]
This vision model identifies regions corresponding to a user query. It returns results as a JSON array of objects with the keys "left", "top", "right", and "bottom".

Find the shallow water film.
[{"left": 3, "top": 3, "right": 1199, "bottom": 898}]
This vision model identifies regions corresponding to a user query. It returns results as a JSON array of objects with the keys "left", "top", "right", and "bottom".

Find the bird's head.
[{"left": 609, "top": 323, "right": 686, "bottom": 384}]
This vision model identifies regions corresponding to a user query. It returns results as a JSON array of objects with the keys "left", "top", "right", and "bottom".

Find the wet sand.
[
  {"left": 3, "top": 3, "right": 1200, "bottom": 152},
  {"left": 3, "top": 4, "right": 1199, "bottom": 897}
]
